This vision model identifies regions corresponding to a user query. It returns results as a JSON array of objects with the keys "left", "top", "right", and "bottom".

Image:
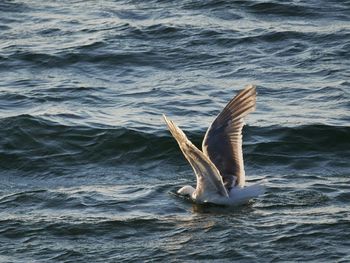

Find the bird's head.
[{"left": 177, "top": 185, "right": 195, "bottom": 198}]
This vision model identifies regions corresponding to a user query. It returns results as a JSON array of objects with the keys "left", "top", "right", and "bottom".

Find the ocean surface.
[{"left": 0, "top": 0, "right": 349, "bottom": 262}]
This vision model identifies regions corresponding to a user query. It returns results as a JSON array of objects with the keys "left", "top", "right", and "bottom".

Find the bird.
[{"left": 163, "top": 85, "right": 265, "bottom": 206}]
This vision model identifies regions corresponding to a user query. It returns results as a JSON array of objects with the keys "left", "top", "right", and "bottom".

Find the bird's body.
[
  {"left": 163, "top": 85, "right": 265, "bottom": 206},
  {"left": 177, "top": 182, "right": 265, "bottom": 206}
]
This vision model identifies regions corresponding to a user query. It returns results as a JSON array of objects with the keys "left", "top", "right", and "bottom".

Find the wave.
[
  {"left": 246, "top": 2, "right": 319, "bottom": 18},
  {"left": 1, "top": 46, "right": 218, "bottom": 71},
  {"left": 2, "top": 29, "right": 348, "bottom": 72},
  {"left": 0, "top": 1, "right": 29, "bottom": 13},
  {"left": 0, "top": 115, "right": 348, "bottom": 173}
]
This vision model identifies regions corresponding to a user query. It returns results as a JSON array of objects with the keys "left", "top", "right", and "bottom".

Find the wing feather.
[
  {"left": 202, "top": 85, "right": 256, "bottom": 188},
  {"left": 163, "top": 115, "right": 228, "bottom": 199}
]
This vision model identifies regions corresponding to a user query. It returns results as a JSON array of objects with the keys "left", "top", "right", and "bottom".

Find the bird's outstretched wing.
[
  {"left": 163, "top": 115, "right": 228, "bottom": 199},
  {"left": 202, "top": 85, "right": 256, "bottom": 188}
]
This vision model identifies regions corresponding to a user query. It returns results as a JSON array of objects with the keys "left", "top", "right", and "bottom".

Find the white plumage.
[{"left": 163, "top": 85, "right": 265, "bottom": 206}]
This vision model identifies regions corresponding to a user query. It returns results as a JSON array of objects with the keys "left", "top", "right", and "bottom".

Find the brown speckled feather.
[
  {"left": 202, "top": 85, "right": 257, "bottom": 188},
  {"left": 163, "top": 115, "right": 229, "bottom": 199}
]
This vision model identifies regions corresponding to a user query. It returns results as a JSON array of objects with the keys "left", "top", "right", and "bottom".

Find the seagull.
[{"left": 163, "top": 85, "right": 265, "bottom": 206}]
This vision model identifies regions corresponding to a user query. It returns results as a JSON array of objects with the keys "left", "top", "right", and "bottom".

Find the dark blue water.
[{"left": 1, "top": 0, "right": 349, "bottom": 262}]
